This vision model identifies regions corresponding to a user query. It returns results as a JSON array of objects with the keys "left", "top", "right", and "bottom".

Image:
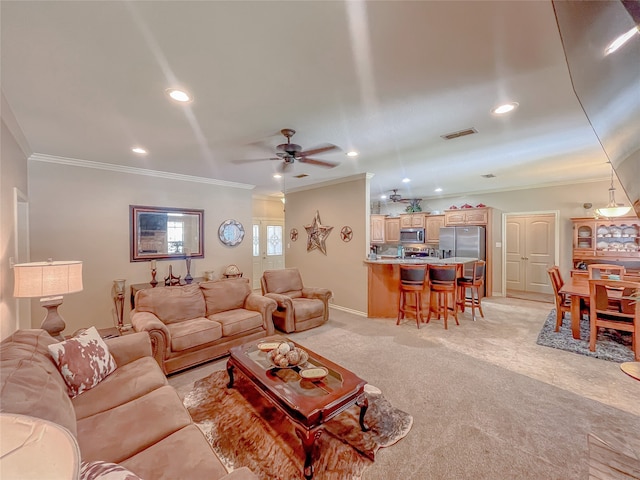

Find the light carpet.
[
  {"left": 182, "top": 370, "right": 412, "bottom": 479},
  {"left": 536, "top": 309, "right": 634, "bottom": 362}
]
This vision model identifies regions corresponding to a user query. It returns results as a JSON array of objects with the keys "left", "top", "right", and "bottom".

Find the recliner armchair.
[{"left": 261, "top": 268, "right": 332, "bottom": 333}]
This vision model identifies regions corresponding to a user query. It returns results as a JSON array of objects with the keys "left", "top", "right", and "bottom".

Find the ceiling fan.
[
  {"left": 387, "top": 189, "right": 423, "bottom": 211},
  {"left": 237, "top": 129, "right": 341, "bottom": 172}
]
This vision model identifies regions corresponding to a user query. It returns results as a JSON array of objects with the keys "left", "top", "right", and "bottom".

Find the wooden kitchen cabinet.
[
  {"left": 399, "top": 213, "right": 425, "bottom": 228},
  {"left": 425, "top": 215, "right": 445, "bottom": 243},
  {"left": 445, "top": 207, "right": 489, "bottom": 226},
  {"left": 385, "top": 217, "right": 401, "bottom": 243},
  {"left": 370, "top": 214, "right": 386, "bottom": 244}
]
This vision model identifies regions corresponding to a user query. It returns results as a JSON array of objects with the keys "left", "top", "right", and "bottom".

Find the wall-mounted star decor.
[
  {"left": 290, "top": 228, "right": 298, "bottom": 241},
  {"left": 340, "top": 226, "right": 353, "bottom": 242},
  {"left": 305, "top": 210, "right": 333, "bottom": 255}
]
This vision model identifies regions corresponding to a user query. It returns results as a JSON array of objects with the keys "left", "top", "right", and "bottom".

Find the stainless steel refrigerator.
[{"left": 439, "top": 225, "right": 486, "bottom": 295}]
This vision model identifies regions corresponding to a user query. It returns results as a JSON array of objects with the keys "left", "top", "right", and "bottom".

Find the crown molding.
[
  {"left": 1, "top": 90, "right": 33, "bottom": 158},
  {"left": 28, "top": 153, "right": 255, "bottom": 190},
  {"left": 286, "top": 172, "right": 373, "bottom": 194}
]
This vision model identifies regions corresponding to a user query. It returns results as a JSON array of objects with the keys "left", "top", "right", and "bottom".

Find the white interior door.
[
  {"left": 505, "top": 213, "right": 556, "bottom": 295},
  {"left": 252, "top": 219, "right": 285, "bottom": 290}
]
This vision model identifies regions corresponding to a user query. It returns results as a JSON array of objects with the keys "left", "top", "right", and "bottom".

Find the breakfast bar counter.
[{"left": 365, "top": 257, "right": 477, "bottom": 318}]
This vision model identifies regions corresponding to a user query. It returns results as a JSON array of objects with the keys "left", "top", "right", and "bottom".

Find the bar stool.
[
  {"left": 397, "top": 265, "right": 427, "bottom": 328},
  {"left": 426, "top": 264, "right": 459, "bottom": 329},
  {"left": 457, "top": 260, "right": 485, "bottom": 321}
]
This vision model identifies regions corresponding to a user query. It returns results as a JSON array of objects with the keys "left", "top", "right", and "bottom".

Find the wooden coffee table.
[{"left": 227, "top": 337, "right": 369, "bottom": 479}]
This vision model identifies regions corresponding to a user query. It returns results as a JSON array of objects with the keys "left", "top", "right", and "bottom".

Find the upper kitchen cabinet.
[
  {"left": 571, "top": 217, "right": 640, "bottom": 261},
  {"left": 370, "top": 214, "right": 386, "bottom": 244},
  {"left": 445, "top": 207, "right": 489, "bottom": 226},
  {"left": 425, "top": 215, "right": 445, "bottom": 243},
  {"left": 385, "top": 217, "right": 401, "bottom": 243},
  {"left": 400, "top": 213, "right": 425, "bottom": 228}
]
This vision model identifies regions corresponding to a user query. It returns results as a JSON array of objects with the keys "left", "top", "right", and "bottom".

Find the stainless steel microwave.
[{"left": 400, "top": 228, "right": 425, "bottom": 244}]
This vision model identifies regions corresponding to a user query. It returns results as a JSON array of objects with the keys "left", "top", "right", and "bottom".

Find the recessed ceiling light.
[
  {"left": 165, "top": 88, "right": 192, "bottom": 103},
  {"left": 380, "top": 195, "right": 387, "bottom": 199},
  {"left": 346, "top": 151, "right": 359, "bottom": 157},
  {"left": 491, "top": 102, "right": 519, "bottom": 115},
  {"left": 131, "top": 147, "right": 148, "bottom": 155},
  {"left": 402, "top": 178, "right": 411, "bottom": 183},
  {"left": 605, "top": 26, "right": 639, "bottom": 55},
  {"left": 273, "top": 174, "right": 282, "bottom": 179},
  {"left": 434, "top": 187, "right": 443, "bottom": 192}
]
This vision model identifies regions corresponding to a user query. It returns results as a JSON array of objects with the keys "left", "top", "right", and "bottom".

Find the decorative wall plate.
[{"left": 218, "top": 219, "right": 245, "bottom": 246}]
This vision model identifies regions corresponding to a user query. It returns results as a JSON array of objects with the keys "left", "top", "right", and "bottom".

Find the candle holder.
[
  {"left": 150, "top": 268, "right": 158, "bottom": 287},
  {"left": 164, "top": 265, "right": 181, "bottom": 286},
  {"left": 113, "top": 279, "right": 126, "bottom": 332}
]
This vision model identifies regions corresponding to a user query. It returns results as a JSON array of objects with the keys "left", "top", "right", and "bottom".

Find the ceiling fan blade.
[
  {"left": 298, "top": 157, "right": 339, "bottom": 168},
  {"left": 299, "top": 144, "right": 340, "bottom": 157}
]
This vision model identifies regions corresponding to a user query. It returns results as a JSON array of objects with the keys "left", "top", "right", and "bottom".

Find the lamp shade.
[{"left": 13, "top": 261, "right": 83, "bottom": 298}]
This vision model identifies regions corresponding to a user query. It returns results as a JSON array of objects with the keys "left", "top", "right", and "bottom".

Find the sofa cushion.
[
  {"left": 200, "top": 278, "right": 250, "bottom": 315},
  {"left": 80, "top": 461, "right": 142, "bottom": 480},
  {"left": 208, "top": 309, "right": 263, "bottom": 337},
  {"left": 73, "top": 356, "right": 168, "bottom": 420},
  {"left": 48, "top": 327, "right": 117, "bottom": 397},
  {"left": 135, "top": 284, "right": 206, "bottom": 325},
  {"left": 166, "top": 318, "right": 222, "bottom": 352},
  {"left": 0, "top": 329, "right": 77, "bottom": 436},
  {"left": 263, "top": 268, "right": 304, "bottom": 295},
  {"left": 77, "top": 385, "right": 192, "bottom": 463},
  {"left": 292, "top": 298, "right": 325, "bottom": 322},
  {"left": 120, "top": 424, "right": 228, "bottom": 480}
]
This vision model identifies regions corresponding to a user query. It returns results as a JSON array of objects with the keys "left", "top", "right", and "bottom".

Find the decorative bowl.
[
  {"left": 267, "top": 342, "right": 309, "bottom": 368},
  {"left": 257, "top": 341, "right": 280, "bottom": 352},
  {"left": 300, "top": 367, "right": 328, "bottom": 381}
]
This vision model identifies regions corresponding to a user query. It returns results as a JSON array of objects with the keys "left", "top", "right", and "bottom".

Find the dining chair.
[
  {"left": 588, "top": 264, "right": 626, "bottom": 279},
  {"left": 397, "top": 265, "right": 427, "bottom": 328},
  {"left": 457, "top": 260, "right": 485, "bottom": 321},
  {"left": 588, "top": 279, "right": 639, "bottom": 361},
  {"left": 548, "top": 266, "right": 571, "bottom": 332},
  {"left": 426, "top": 264, "right": 459, "bottom": 329}
]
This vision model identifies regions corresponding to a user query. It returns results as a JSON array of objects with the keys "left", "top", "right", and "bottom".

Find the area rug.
[
  {"left": 183, "top": 370, "right": 413, "bottom": 480},
  {"left": 536, "top": 309, "right": 634, "bottom": 362}
]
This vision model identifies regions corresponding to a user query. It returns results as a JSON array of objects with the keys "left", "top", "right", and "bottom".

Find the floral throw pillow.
[
  {"left": 48, "top": 326, "right": 117, "bottom": 397},
  {"left": 80, "top": 461, "right": 142, "bottom": 480}
]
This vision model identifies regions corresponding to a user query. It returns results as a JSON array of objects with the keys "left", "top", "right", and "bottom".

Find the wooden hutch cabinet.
[{"left": 570, "top": 216, "right": 640, "bottom": 276}]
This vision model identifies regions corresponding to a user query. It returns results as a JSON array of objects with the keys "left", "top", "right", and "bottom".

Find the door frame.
[
  {"left": 501, "top": 210, "right": 560, "bottom": 297},
  {"left": 251, "top": 216, "right": 285, "bottom": 290}
]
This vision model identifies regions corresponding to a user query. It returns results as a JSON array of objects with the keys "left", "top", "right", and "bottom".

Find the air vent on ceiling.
[
  {"left": 441, "top": 128, "right": 478, "bottom": 140},
  {"left": 294, "top": 174, "right": 309, "bottom": 179},
  {"left": 481, "top": 173, "right": 496, "bottom": 178}
]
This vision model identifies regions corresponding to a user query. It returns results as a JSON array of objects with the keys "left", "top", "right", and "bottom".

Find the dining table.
[{"left": 559, "top": 276, "right": 589, "bottom": 339}]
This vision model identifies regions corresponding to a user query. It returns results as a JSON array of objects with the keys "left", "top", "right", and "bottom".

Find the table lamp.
[{"left": 13, "top": 260, "right": 83, "bottom": 340}]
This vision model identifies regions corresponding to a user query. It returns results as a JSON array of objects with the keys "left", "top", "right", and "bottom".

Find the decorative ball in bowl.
[{"left": 266, "top": 342, "right": 309, "bottom": 368}]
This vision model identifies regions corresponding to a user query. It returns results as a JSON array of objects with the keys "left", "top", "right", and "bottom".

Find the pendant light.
[{"left": 595, "top": 163, "right": 631, "bottom": 218}]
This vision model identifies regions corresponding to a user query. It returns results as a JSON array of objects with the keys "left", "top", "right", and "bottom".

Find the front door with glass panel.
[{"left": 252, "top": 219, "right": 285, "bottom": 289}]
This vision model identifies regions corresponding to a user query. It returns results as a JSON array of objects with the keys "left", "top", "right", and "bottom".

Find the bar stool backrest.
[
  {"left": 400, "top": 265, "right": 427, "bottom": 287},
  {"left": 429, "top": 265, "right": 457, "bottom": 284},
  {"left": 472, "top": 261, "right": 486, "bottom": 283}
]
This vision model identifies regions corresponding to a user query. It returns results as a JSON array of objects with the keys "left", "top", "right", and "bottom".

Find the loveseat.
[
  {"left": 0, "top": 328, "right": 257, "bottom": 480},
  {"left": 261, "top": 268, "right": 332, "bottom": 333},
  {"left": 131, "top": 278, "right": 277, "bottom": 374}
]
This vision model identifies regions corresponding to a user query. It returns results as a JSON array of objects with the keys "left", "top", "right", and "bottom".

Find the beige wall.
[
  {"left": 28, "top": 159, "right": 254, "bottom": 336},
  {"left": 253, "top": 196, "right": 285, "bottom": 219},
  {"left": 0, "top": 119, "right": 29, "bottom": 340},
  {"left": 378, "top": 179, "right": 634, "bottom": 294},
  {"left": 284, "top": 175, "right": 369, "bottom": 315}
]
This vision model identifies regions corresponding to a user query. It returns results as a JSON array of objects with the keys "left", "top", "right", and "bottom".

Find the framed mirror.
[
  {"left": 130, "top": 205, "right": 204, "bottom": 262},
  {"left": 218, "top": 219, "right": 245, "bottom": 246}
]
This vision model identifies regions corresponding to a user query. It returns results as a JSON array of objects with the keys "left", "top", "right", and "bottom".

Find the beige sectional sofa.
[
  {"left": 131, "top": 278, "right": 277, "bottom": 374},
  {"left": 0, "top": 329, "right": 256, "bottom": 480}
]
